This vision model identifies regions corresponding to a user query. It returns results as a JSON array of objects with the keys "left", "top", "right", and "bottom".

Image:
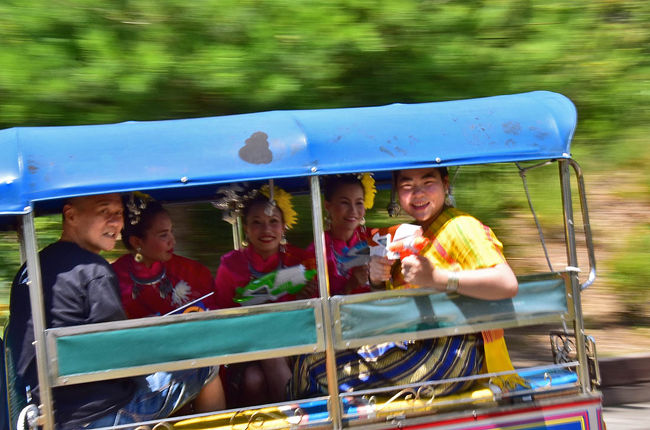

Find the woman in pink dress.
[
  {"left": 214, "top": 185, "right": 311, "bottom": 407},
  {"left": 307, "top": 173, "right": 376, "bottom": 296}
]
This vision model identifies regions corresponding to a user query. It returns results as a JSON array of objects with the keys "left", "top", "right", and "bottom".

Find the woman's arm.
[
  {"left": 401, "top": 255, "right": 518, "bottom": 300},
  {"left": 214, "top": 258, "right": 240, "bottom": 308}
]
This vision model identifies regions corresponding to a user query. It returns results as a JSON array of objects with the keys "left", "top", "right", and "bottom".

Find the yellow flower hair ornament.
[
  {"left": 360, "top": 173, "right": 376, "bottom": 209},
  {"left": 259, "top": 184, "right": 298, "bottom": 230}
]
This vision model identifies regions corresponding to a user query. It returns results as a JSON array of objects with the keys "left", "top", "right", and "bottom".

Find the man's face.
[{"left": 64, "top": 194, "right": 124, "bottom": 253}]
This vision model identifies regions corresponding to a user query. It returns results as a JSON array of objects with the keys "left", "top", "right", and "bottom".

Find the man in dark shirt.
[{"left": 8, "top": 194, "right": 224, "bottom": 429}]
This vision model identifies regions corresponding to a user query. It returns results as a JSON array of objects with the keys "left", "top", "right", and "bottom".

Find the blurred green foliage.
[
  {"left": 609, "top": 225, "right": 650, "bottom": 323},
  {"left": 1, "top": 0, "right": 649, "bottom": 321}
]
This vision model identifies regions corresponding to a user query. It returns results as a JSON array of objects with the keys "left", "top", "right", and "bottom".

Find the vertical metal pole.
[
  {"left": 21, "top": 211, "right": 55, "bottom": 429},
  {"left": 18, "top": 226, "right": 27, "bottom": 265},
  {"left": 232, "top": 217, "right": 242, "bottom": 250},
  {"left": 559, "top": 160, "right": 590, "bottom": 393},
  {"left": 309, "top": 176, "right": 342, "bottom": 429}
]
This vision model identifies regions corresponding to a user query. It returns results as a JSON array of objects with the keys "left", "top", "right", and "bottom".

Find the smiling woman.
[{"left": 213, "top": 184, "right": 313, "bottom": 408}]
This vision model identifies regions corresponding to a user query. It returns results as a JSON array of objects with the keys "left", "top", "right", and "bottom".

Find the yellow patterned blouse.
[{"left": 388, "top": 207, "right": 506, "bottom": 289}]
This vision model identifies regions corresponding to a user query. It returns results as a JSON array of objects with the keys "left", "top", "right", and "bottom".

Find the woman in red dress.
[
  {"left": 113, "top": 193, "right": 217, "bottom": 318},
  {"left": 112, "top": 192, "right": 225, "bottom": 411}
]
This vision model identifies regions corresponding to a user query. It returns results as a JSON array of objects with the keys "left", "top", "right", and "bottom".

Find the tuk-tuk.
[{"left": 0, "top": 90, "right": 603, "bottom": 429}]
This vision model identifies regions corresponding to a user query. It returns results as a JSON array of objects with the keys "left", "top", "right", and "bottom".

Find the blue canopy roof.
[{"left": 0, "top": 90, "right": 576, "bottom": 218}]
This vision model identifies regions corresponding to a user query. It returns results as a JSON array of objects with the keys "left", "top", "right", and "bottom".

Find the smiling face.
[
  {"left": 396, "top": 168, "right": 449, "bottom": 228},
  {"left": 63, "top": 193, "right": 124, "bottom": 254},
  {"left": 130, "top": 212, "right": 175, "bottom": 266},
  {"left": 325, "top": 182, "right": 366, "bottom": 241},
  {"left": 244, "top": 202, "right": 285, "bottom": 259}
]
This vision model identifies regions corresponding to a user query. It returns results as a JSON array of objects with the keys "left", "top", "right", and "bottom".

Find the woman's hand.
[
  {"left": 369, "top": 255, "right": 392, "bottom": 287},
  {"left": 401, "top": 255, "right": 440, "bottom": 289},
  {"left": 344, "top": 265, "right": 369, "bottom": 293},
  {"left": 295, "top": 278, "right": 318, "bottom": 299}
]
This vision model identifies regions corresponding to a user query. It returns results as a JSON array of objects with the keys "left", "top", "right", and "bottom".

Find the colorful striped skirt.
[{"left": 290, "top": 334, "right": 483, "bottom": 400}]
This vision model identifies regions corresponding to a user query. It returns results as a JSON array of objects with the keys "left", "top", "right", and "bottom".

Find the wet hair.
[
  {"left": 322, "top": 175, "right": 364, "bottom": 202},
  {"left": 241, "top": 194, "right": 284, "bottom": 225},
  {"left": 121, "top": 199, "right": 168, "bottom": 251}
]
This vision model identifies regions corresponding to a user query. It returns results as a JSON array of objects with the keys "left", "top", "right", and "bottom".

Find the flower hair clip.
[
  {"left": 359, "top": 172, "right": 376, "bottom": 209},
  {"left": 126, "top": 192, "right": 153, "bottom": 226},
  {"left": 259, "top": 184, "right": 297, "bottom": 230}
]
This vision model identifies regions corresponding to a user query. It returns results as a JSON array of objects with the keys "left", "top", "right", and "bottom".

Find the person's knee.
[
  {"left": 242, "top": 364, "right": 266, "bottom": 393},
  {"left": 194, "top": 374, "right": 226, "bottom": 412}
]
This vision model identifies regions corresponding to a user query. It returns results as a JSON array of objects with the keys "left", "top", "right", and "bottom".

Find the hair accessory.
[
  {"left": 212, "top": 183, "right": 248, "bottom": 224},
  {"left": 359, "top": 173, "right": 376, "bottom": 209},
  {"left": 264, "top": 179, "right": 277, "bottom": 216},
  {"left": 213, "top": 183, "right": 297, "bottom": 229},
  {"left": 259, "top": 184, "right": 297, "bottom": 230},
  {"left": 126, "top": 192, "right": 153, "bottom": 226}
]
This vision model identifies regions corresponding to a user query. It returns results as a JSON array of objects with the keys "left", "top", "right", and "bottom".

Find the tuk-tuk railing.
[
  {"left": 37, "top": 272, "right": 576, "bottom": 418},
  {"left": 568, "top": 159, "right": 597, "bottom": 291}
]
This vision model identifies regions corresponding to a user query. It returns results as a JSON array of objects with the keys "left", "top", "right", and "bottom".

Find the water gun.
[
  {"left": 339, "top": 240, "right": 370, "bottom": 271},
  {"left": 386, "top": 235, "right": 430, "bottom": 260},
  {"left": 369, "top": 224, "right": 430, "bottom": 260},
  {"left": 234, "top": 265, "right": 317, "bottom": 306}
]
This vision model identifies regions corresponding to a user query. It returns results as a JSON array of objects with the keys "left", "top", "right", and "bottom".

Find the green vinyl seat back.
[
  {"left": 50, "top": 305, "right": 320, "bottom": 384},
  {"left": 333, "top": 273, "right": 569, "bottom": 348}
]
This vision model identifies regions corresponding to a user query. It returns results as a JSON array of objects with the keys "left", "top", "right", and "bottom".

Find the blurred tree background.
[{"left": 1, "top": 1, "right": 648, "bottom": 341}]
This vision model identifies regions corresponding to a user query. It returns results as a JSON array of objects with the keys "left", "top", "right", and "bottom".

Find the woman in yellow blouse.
[{"left": 291, "top": 167, "right": 520, "bottom": 400}]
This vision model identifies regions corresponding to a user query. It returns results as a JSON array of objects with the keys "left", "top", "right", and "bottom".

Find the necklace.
[{"left": 129, "top": 265, "right": 174, "bottom": 299}]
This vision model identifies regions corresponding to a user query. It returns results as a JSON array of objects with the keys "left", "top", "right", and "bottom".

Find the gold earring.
[
  {"left": 360, "top": 216, "right": 366, "bottom": 226},
  {"left": 134, "top": 248, "right": 144, "bottom": 263}
]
